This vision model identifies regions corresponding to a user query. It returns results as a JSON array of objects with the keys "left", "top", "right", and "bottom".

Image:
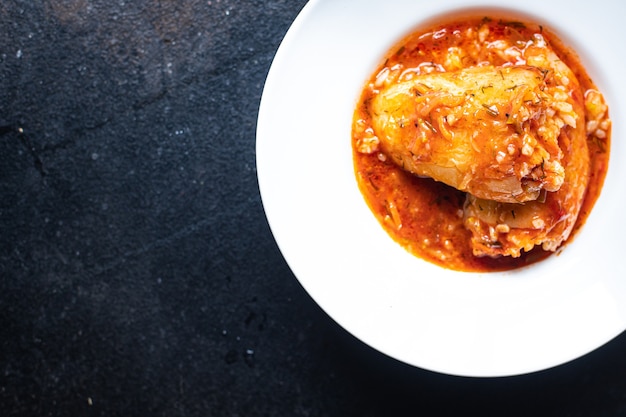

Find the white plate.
[{"left": 256, "top": 0, "right": 626, "bottom": 377}]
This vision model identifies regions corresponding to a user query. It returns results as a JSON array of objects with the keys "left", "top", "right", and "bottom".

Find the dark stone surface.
[{"left": 1, "top": 1, "right": 626, "bottom": 416}]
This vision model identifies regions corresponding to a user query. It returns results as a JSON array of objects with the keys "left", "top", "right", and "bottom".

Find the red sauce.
[{"left": 352, "top": 16, "right": 610, "bottom": 272}]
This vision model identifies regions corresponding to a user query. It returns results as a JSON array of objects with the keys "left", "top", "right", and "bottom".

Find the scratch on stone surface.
[
  {"left": 39, "top": 117, "right": 112, "bottom": 155},
  {"left": 0, "top": 125, "right": 15, "bottom": 135},
  {"left": 2, "top": 115, "right": 113, "bottom": 177},
  {"left": 89, "top": 215, "right": 218, "bottom": 278},
  {"left": 82, "top": 117, "right": 113, "bottom": 132},
  {"left": 2, "top": 115, "right": 113, "bottom": 165},
  {"left": 132, "top": 87, "right": 169, "bottom": 111},
  {"left": 39, "top": 136, "right": 80, "bottom": 155},
  {"left": 8, "top": 125, "right": 48, "bottom": 177}
]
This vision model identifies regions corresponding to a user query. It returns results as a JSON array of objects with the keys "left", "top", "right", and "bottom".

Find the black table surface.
[{"left": 2, "top": 1, "right": 626, "bottom": 416}]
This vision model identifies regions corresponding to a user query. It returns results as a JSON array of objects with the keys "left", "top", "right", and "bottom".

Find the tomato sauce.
[{"left": 352, "top": 16, "right": 610, "bottom": 272}]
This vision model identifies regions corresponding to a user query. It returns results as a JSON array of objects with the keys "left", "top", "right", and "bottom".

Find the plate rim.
[{"left": 256, "top": 0, "right": 626, "bottom": 377}]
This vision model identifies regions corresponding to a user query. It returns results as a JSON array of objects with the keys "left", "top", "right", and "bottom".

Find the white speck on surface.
[{"left": 16, "top": 49, "right": 22, "bottom": 58}]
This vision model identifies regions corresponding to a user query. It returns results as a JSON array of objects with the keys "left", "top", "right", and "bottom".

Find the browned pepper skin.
[{"left": 370, "top": 65, "right": 571, "bottom": 204}]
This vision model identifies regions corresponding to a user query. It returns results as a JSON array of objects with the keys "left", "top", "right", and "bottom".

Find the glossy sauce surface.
[{"left": 352, "top": 16, "right": 610, "bottom": 272}]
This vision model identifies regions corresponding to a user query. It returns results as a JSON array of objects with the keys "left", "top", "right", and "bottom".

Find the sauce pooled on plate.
[{"left": 352, "top": 16, "right": 610, "bottom": 272}]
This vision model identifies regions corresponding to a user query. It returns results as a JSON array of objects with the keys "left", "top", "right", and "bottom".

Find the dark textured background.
[{"left": 1, "top": 1, "right": 626, "bottom": 416}]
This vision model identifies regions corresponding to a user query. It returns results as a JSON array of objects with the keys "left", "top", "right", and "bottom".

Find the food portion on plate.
[{"left": 352, "top": 16, "right": 611, "bottom": 271}]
